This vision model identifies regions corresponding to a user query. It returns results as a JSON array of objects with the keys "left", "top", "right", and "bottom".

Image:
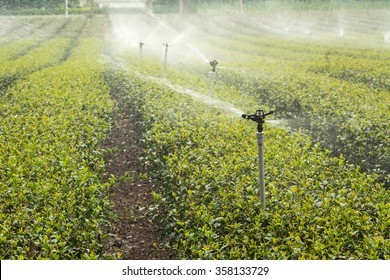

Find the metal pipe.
[
  {"left": 208, "top": 72, "right": 216, "bottom": 97},
  {"left": 238, "top": 0, "right": 244, "bottom": 13},
  {"left": 163, "top": 43, "right": 169, "bottom": 79},
  {"left": 242, "top": 109, "right": 274, "bottom": 209},
  {"left": 179, "top": 0, "right": 184, "bottom": 15},
  {"left": 257, "top": 131, "right": 265, "bottom": 208},
  {"left": 139, "top": 42, "right": 144, "bottom": 61},
  {"left": 65, "top": 0, "right": 69, "bottom": 18},
  {"left": 209, "top": 60, "right": 218, "bottom": 97}
]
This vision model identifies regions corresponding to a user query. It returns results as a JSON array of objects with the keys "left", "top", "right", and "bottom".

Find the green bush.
[{"left": 0, "top": 36, "right": 114, "bottom": 259}]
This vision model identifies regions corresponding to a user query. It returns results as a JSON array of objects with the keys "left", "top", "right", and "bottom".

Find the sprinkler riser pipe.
[
  {"left": 242, "top": 109, "right": 274, "bottom": 209},
  {"left": 257, "top": 132, "right": 265, "bottom": 208},
  {"left": 163, "top": 43, "right": 169, "bottom": 79},
  {"left": 139, "top": 42, "right": 144, "bottom": 61},
  {"left": 208, "top": 72, "right": 216, "bottom": 97},
  {"left": 65, "top": 0, "right": 69, "bottom": 18}
]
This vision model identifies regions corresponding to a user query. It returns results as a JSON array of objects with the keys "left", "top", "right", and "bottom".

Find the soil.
[{"left": 101, "top": 84, "right": 171, "bottom": 260}]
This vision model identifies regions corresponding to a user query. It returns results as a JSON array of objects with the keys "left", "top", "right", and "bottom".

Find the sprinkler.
[
  {"left": 139, "top": 41, "right": 144, "bottom": 61},
  {"left": 162, "top": 42, "right": 169, "bottom": 78},
  {"left": 242, "top": 109, "right": 274, "bottom": 208},
  {"left": 208, "top": 60, "right": 218, "bottom": 97},
  {"left": 210, "top": 59, "right": 218, "bottom": 72}
]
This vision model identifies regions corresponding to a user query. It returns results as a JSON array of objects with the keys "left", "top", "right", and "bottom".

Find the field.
[{"left": 0, "top": 6, "right": 389, "bottom": 259}]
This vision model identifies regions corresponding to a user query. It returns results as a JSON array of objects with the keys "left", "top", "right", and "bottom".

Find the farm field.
[{"left": 1, "top": 6, "right": 389, "bottom": 260}]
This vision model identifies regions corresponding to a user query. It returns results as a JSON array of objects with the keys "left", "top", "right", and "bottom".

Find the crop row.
[
  {"left": 310, "top": 55, "right": 390, "bottom": 91},
  {"left": 0, "top": 16, "right": 92, "bottom": 96},
  {"left": 0, "top": 36, "right": 114, "bottom": 259},
  {"left": 0, "top": 16, "right": 71, "bottom": 54},
  {"left": 111, "top": 58, "right": 389, "bottom": 259},
  {"left": 0, "top": 38, "right": 74, "bottom": 94}
]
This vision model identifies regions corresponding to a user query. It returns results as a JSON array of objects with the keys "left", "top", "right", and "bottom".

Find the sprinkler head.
[
  {"left": 139, "top": 41, "right": 144, "bottom": 48},
  {"left": 210, "top": 59, "right": 219, "bottom": 72},
  {"left": 242, "top": 109, "right": 274, "bottom": 132}
]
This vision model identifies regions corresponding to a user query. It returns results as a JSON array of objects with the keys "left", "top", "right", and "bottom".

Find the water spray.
[
  {"left": 242, "top": 109, "right": 274, "bottom": 209},
  {"left": 208, "top": 59, "right": 218, "bottom": 97},
  {"left": 139, "top": 41, "right": 144, "bottom": 61},
  {"left": 162, "top": 42, "right": 169, "bottom": 79}
]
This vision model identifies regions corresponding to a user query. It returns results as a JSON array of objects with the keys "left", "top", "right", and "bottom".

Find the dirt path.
[{"left": 101, "top": 78, "right": 170, "bottom": 260}]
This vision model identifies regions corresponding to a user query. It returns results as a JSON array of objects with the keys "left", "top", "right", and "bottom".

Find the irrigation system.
[
  {"left": 162, "top": 42, "right": 169, "bottom": 78},
  {"left": 242, "top": 109, "right": 274, "bottom": 209},
  {"left": 65, "top": 0, "right": 68, "bottom": 18},
  {"left": 208, "top": 60, "right": 218, "bottom": 97},
  {"left": 139, "top": 41, "right": 144, "bottom": 61}
]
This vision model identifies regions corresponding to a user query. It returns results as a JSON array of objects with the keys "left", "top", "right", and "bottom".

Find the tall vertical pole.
[
  {"left": 65, "top": 0, "right": 69, "bottom": 18},
  {"left": 163, "top": 43, "right": 169, "bottom": 79},
  {"left": 238, "top": 0, "right": 244, "bottom": 13},
  {"left": 242, "top": 109, "right": 274, "bottom": 210},
  {"left": 146, "top": 0, "right": 153, "bottom": 15},
  {"left": 139, "top": 42, "right": 144, "bottom": 62},
  {"left": 179, "top": 0, "right": 184, "bottom": 15},
  {"left": 209, "top": 60, "right": 218, "bottom": 97},
  {"left": 209, "top": 72, "right": 216, "bottom": 97},
  {"left": 257, "top": 131, "right": 265, "bottom": 208}
]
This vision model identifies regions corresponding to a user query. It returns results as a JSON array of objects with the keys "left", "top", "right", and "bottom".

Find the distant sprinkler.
[
  {"left": 210, "top": 59, "right": 219, "bottom": 72},
  {"left": 139, "top": 41, "right": 144, "bottom": 61},
  {"left": 208, "top": 60, "right": 219, "bottom": 97},
  {"left": 162, "top": 42, "right": 169, "bottom": 79},
  {"left": 242, "top": 108, "right": 274, "bottom": 209}
]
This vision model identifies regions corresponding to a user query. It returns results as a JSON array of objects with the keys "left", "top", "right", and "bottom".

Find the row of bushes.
[{"left": 0, "top": 17, "right": 114, "bottom": 259}]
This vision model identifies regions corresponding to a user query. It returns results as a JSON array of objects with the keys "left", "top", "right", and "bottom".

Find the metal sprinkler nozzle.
[
  {"left": 139, "top": 41, "right": 144, "bottom": 48},
  {"left": 210, "top": 59, "right": 219, "bottom": 72},
  {"left": 242, "top": 109, "right": 274, "bottom": 132}
]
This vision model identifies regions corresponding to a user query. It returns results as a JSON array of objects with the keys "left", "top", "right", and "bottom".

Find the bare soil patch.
[{"left": 101, "top": 81, "right": 170, "bottom": 260}]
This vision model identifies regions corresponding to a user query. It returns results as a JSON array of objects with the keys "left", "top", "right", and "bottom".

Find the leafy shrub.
[{"left": 0, "top": 37, "right": 114, "bottom": 259}]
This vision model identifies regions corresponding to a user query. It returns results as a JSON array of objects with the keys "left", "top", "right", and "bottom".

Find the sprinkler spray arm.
[
  {"left": 210, "top": 59, "right": 219, "bottom": 72},
  {"left": 242, "top": 109, "right": 274, "bottom": 132}
]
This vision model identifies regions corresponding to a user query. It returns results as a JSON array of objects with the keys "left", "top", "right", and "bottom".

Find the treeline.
[
  {"left": 154, "top": 0, "right": 385, "bottom": 4},
  {"left": 152, "top": 0, "right": 390, "bottom": 13},
  {"left": 0, "top": 0, "right": 81, "bottom": 9}
]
